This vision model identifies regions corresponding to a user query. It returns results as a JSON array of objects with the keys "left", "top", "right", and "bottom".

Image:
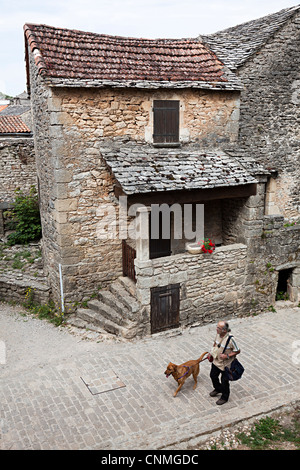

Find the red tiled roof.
[
  {"left": 0, "top": 105, "right": 8, "bottom": 112},
  {"left": 24, "top": 23, "right": 241, "bottom": 89},
  {"left": 0, "top": 115, "right": 31, "bottom": 134}
]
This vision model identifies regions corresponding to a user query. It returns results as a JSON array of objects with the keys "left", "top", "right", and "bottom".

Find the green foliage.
[
  {"left": 284, "top": 218, "right": 300, "bottom": 227},
  {"left": 5, "top": 186, "right": 42, "bottom": 246},
  {"left": 237, "top": 417, "right": 281, "bottom": 449},
  {"left": 276, "top": 291, "right": 289, "bottom": 301},
  {"left": 237, "top": 415, "right": 300, "bottom": 450},
  {"left": 23, "top": 287, "right": 64, "bottom": 326}
]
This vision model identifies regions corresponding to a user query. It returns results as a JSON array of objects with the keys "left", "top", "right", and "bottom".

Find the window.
[{"left": 153, "top": 100, "right": 179, "bottom": 144}]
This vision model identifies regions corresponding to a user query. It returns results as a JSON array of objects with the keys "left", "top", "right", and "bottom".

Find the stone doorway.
[{"left": 276, "top": 267, "right": 300, "bottom": 303}]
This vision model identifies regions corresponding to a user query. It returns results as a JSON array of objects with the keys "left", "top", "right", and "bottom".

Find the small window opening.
[{"left": 276, "top": 268, "right": 293, "bottom": 300}]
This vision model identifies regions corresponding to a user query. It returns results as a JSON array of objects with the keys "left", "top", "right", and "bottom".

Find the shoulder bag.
[{"left": 222, "top": 335, "right": 244, "bottom": 381}]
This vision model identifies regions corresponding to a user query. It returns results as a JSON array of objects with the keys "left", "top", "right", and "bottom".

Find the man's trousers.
[{"left": 210, "top": 363, "right": 230, "bottom": 401}]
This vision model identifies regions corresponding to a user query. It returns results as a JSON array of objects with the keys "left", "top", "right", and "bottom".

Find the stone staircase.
[{"left": 67, "top": 277, "right": 143, "bottom": 339}]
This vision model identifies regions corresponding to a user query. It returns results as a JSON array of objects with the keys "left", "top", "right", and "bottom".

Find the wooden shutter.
[{"left": 153, "top": 100, "right": 179, "bottom": 143}]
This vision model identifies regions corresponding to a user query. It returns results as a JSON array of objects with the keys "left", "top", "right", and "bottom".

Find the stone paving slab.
[
  {"left": 0, "top": 304, "right": 299, "bottom": 450},
  {"left": 81, "top": 369, "right": 126, "bottom": 395}
]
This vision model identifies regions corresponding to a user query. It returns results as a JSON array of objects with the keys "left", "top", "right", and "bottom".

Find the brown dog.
[{"left": 164, "top": 352, "right": 209, "bottom": 397}]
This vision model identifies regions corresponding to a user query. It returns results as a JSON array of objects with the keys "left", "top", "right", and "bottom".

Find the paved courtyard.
[{"left": 0, "top": 302, "right": 299, "bottom": 450}]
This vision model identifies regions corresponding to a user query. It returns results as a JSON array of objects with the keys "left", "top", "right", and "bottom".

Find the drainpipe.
[{"left": 59, "top": 263, "right": 65, "bottom": 316}]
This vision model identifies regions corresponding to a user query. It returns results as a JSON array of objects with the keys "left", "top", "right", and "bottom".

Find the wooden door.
[
  {"left": 150, "top": 284, "right": 180, "bottom": 334},
  {"left": 122, "top": 240, "right": 136, "bottom": 283}
]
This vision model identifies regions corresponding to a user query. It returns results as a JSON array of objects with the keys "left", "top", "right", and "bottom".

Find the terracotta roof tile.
[
  {"left": 24, "top": 23, "right": 242, "bottom": 90},
  {"left": 0, "top": 115, "right": 31, "bottom": 134}
]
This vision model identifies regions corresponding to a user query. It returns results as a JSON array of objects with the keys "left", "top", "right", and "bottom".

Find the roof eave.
[
  {"left": 0, "top": 132, "right": 33, "bottom": 137},
  {"left": 44, "top": 77, "right": 243, "bottom": 91}
]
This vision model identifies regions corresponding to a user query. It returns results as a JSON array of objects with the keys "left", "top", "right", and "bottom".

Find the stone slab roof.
[
  {"left": 0, "top": 115, "right": 31, "bottom": 134},
  {"left": 24, "top": 23, "right": 242, "bottom": 91},
  {"left": 100, "top": 142, "right": 258, "bottom": 195},
  {"left": 0, "top": 105, "right": 31, "bottom": 116},
  {"left": 201, "top": 5, "right": 300, "bottom": 70}
]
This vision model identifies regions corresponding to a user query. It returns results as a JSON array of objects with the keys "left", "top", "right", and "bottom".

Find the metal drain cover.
[{"left": 80, "top": 369, "right": 126, "bottom": 395}]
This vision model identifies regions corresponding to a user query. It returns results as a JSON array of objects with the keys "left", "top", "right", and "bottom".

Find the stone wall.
[
  {"left": 220, "top": 179, "right": 300, "bottom": 312},
  {"left": 0, "top": 273, "right": 51, "bottom": 305},
  {"left": 236, "top": 12, "right": 300, "bottom": 216},
  {"left": 28, "top": 51, "right": 61, "bottom": 305},
  {"left": 134, "top": 218, "right": 300, "bottom": 333},
  {"left": 0, "top": 137, "right": 37, "bottom": 236},
  {"left": 0, "top": 138, "right": 36, "bottom": 203},
  {"left": 135, "top": 243, "right": 248, "bottom": 329},
  {"left": 247, "top": 216, "right": 300, "bottom": 309},
  {"left": 59, "top": 87, "right": 240, "bottom": 146}
]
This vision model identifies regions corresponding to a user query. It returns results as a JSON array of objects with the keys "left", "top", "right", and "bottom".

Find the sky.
[{"left": 0, "top": 0, "right": 299, "bottom": 97}]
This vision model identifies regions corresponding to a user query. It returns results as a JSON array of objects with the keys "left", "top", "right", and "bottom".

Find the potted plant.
[
  {"left": 186, "top": 238, "right": 215, "bottom": 254},
  {"left": 198, "top": 238, "right": 215, "bottom": 254}
]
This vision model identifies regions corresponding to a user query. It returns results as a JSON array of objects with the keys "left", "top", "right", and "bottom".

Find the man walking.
[{"left": 208, "top": 321, "right": 240, "bottom": 405}]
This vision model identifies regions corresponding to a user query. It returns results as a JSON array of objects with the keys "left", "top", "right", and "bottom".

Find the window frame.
[{"left": 152, "top": 100, "right": 180, "bottom": 145}]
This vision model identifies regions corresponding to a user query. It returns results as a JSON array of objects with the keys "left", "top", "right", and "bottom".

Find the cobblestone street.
[{"left": 0, "top": 302, "right": 300, "bottom": 450}]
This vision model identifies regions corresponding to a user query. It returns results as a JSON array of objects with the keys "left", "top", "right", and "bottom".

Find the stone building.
[
  {"left": 23, "top": 5, "right": 300, "bottom": 338},
  {"left": 0, "top": 93, "right": 36, "bottom": 236},
  {"left": 202, "top": 4, "right": 300, "bottom": 217}
]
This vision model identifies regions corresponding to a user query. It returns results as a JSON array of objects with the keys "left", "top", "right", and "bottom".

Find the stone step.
[
  {"left": 65, "top": 315, "right": 107, "bottom": 334},
  {"left": 108, "top": 281, "right": 140, "bottom": 318},
  {"left": 98, "top": 290, "right": 131, "bottom": 319},
  {"left": 76, "top": 308, "right": 131, "bottom": 338},
  {"left": 72, "top": 276, "right": 142, "bottom": 339},
  {"left": 118, "top": 276, "right": 137, "bottom": 297},
  {"left": 87, "top": 298, "right": 129, "bottom": 327}
]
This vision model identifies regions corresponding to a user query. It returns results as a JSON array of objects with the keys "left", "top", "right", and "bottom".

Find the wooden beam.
[{"left": 114, "top": 183, "right": 257, "bottom": 205}]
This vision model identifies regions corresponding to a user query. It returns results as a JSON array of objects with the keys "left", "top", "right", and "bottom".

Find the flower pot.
[{"left": 186, "top": 243, "right": 202, "bottom": 254}]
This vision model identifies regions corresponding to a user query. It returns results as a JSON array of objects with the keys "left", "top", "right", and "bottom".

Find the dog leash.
[
  {"left": 177, "top": 353, "right": 209, "bottom": 380},
  {"left": 200, "top": 353, "right": 209, "bottom": 362}
]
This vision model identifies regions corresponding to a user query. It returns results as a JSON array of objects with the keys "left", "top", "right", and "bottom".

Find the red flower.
[{"left": 199, "top": 238, "right": 215, "bottom": 254}]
